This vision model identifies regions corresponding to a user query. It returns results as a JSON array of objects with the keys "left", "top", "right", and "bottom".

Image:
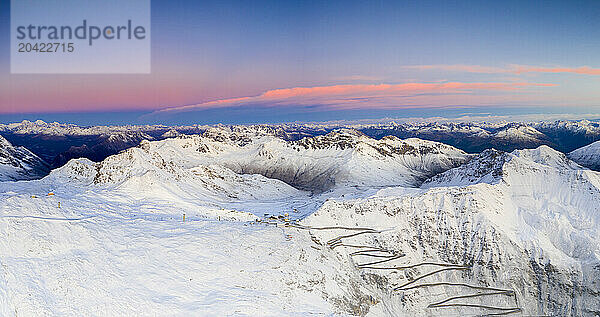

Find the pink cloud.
[
  {"left": 513, "top": 65, "right": 600, "bottom": 75},
  {"left": 407, "top": 64, "right": 600, "bottom": 75},
  {"left": 154, "top": 82, "right": 556, "bottom": 114},
  {"left": 405, "top": 65, "right": 508, "bottom": 73}
]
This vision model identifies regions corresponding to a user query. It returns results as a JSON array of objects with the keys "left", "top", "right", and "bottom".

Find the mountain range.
[
  {"left": 0, "top": 120, "right": 599, "bottom": 316},
  {"left": 3, "top": 119, "right": 600, "bottom": 173}
]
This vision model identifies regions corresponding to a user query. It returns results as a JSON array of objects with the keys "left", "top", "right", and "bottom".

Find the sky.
[{"left": 1, "top": 0, "right": 600, "bottom": 125}]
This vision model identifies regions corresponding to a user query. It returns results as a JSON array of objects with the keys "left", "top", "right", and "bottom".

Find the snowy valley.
[{"left": 0, "top": 123, "right": 599, "bottom": 316}]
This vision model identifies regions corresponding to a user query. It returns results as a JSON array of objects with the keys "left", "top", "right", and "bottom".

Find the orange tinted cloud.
[{"left": 154, "top": 82, "right": 556, "bottom": 114}]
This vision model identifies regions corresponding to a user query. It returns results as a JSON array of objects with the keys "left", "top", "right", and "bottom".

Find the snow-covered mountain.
[
  {"left": 160, "top": 128, "right": 183, "bottom": 138},
  {"left": 303, "top": 145, "right": 599, "bottom": 315},
  {"left": 420, "top": 145, "right": 584, "bottom": 187},
  {"left": 568, "top": 140, "right": 600, "bottom": 171},
  {"left": 491, "top": 123, "right": 550, "bottom": 146},
  {"left": 3, "top": 119, "right": 600, "bottom": 172},
  {"left": 0, "top": 135, "right": 49, "bottom": 181},
  {"left": 513, "top": 145, "right": 584, "bottom": 170},
  {"left": 1, "top": 122, "right": 600, "bottom": 316},
  {"left": 132, "top": 129, "right": 469, "bottom": 191},
  {"left": 52, "top": 146, "right": 303, "bottom": 205},
  {"left": 0, "top": 120, "right": 203, "bottom": 137}
]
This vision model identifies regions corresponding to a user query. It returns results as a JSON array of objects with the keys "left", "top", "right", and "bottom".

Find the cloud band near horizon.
[
  {"left": 406, "top": 64, "right": 600, "bottom": 75},
  {"left": 149, "top": 81, "right": 556, "bottom": 116}
]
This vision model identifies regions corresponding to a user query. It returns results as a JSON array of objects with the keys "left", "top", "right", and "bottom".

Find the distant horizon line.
[{"left": 2, "top": 112, "right": 600, "bottom": 128}]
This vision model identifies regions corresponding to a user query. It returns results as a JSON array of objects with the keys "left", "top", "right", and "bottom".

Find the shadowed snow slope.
[{"left": 0, "top": 135, "right": 49, "bottom": 181}]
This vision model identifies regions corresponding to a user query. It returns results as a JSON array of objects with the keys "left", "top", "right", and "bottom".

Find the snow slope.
[
  {"left": 303, "top": 145, "right": 600, "bottom": 315},
  {"left": 492, "top": 124, "right": 549, "bottom": 145},
  {"left": 0, "top": 182, "right": 374, "bottom": 316},
  {"left": 4, "top": 119, "right": 600, "bottom": 170},
  {"left": 0, "top": 135, "right": 49, "bottom": 181},
  {"left": 0, "top": 143, "right": 385, "bottom": 316},
  {"left": 569, "top": 140, "right": 600, "bottom": 171},
  {"left": 138, "top": 129, "right": 469, "bottom": 191},
  {"left": 52, "top": 145, "right": 303, "bottom": 207},
  {"left": 1, "top": 131, "right": 599, "bottom": 316}
]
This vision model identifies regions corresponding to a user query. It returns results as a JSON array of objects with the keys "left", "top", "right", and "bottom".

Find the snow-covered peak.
[
  {"left": 51, "top": 141, "right": 302, "bottom": 203},
  {"left": 54, "top": 130, "right": 468, "bottom": 193},
  {"left": 424, "top": 145, "right": 587, "bottom": 189},
  {"left": 161, "top": 129, "right": 183, "bottom": 138},
  {"left": 201, "top": 125, "right": 291, "bottom": 145},
  {"left": 513, "top": 145, "right": 583, "bottom": 170},
  {"left": 49, "top": 157, "right": 98, "bottom": 183},
  {"left": 0, "top": 135, "right": 12, "bottom": 148},
  {"left": 422, "top": 148, "right": 509, "bottom": 187},
  {"left": 152, "top": 132, "right": 468, "bottom": 190},
  {"left": 2, "top": 120, "right": 80, "bottom": 135},
  {"left": 304, "top": 151, "right": 600, "bottom": 315},
  {"left": 492, "top": 124, "right": 547, "bottom": 142},
  {"left": 568, "top": 140, "right": 600, "bottom": 171},
  {"left": 534, "top": 120, "right": 600, "bottom": 137},
  {"left": 99, "top": 131, "right": 154, "bottom": 150}
]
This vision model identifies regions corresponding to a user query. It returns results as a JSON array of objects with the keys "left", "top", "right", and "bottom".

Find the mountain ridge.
[{"left": 0, "top": 135, "right": 49, "bottom": 181}]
